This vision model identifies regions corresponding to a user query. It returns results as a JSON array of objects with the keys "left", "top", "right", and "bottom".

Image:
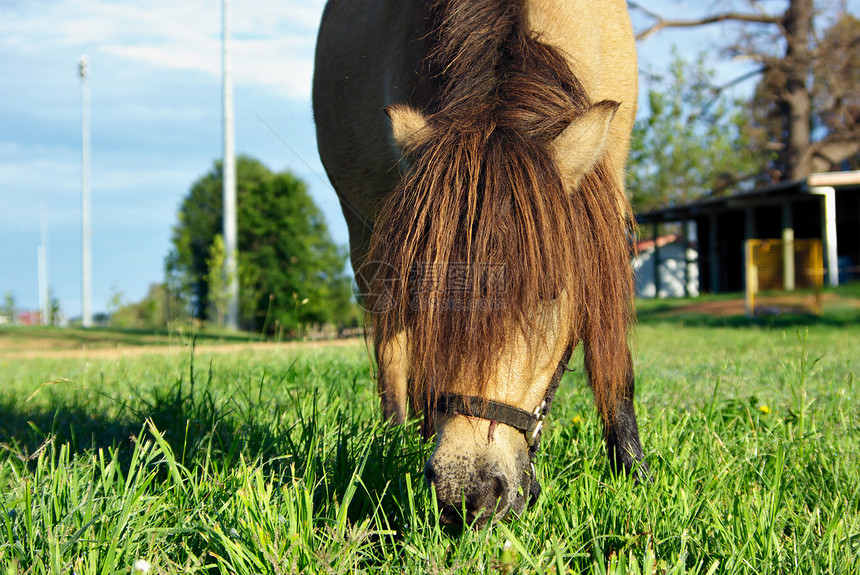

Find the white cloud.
[
  {"left": 0, "top": 0, "right": 333, "bottom": 314},
  {"left": 0, "top": 0, "right": 325, "bottom": 100}
]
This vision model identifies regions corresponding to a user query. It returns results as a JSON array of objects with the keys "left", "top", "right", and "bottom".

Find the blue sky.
[
  {"left": 1, "top": 0, "right": 329, "bottom": 318},
  {"left": 1, "top": 0, "right": 856, "bottom": 318}
]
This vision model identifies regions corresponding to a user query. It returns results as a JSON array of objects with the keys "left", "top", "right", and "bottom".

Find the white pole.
[
  {"left": 39, "top": 202, "right": 49, "bottom": 325},
  {"left": 222, "top": 0, "right": 239, "bottom": 330},
  {"left": 781, "top": 201, "right": 795, "bottom": 291},
  {"left": 80, "top": 56, "right": 93, "bottom": 328},
  {"left": 38, "top": 246, "right": 46, "bottom": 324},
  {"left": 810, "top": 186, "right": 839, "bottom": 287}
]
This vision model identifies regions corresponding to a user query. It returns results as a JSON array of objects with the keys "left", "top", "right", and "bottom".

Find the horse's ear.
[
  {"left": 553, "top": 100, "right": 620, "bottom": 188},
  {"left": 386, "top": 104, "right": 428, "bottom": 153}
]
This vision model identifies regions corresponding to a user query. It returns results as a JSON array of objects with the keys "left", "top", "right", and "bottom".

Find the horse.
[{"left": 312, "top": 0, "right": 649, "bottom": 526}]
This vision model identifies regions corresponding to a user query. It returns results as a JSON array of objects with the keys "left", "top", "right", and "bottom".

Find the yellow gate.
[{"left": 745, "top": 239, "right": 824, "bottom": 316}]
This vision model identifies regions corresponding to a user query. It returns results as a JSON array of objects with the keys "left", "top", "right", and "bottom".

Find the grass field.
[
  {"left": 1, "top": 302, "right": 858, "bottom": 573},
  {"left": 0, "top": 325, "right": 258, "bottom": 354}
]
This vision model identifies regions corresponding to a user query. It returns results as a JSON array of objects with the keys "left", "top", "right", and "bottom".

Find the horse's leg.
[
  {"left": 340, "top": 200, "right": 410, "bottom": 424},
  {"left": 376, "top": 330, "right": 410, "bottom": 424},
  {"left": 603, "top": 351, "right": 650, "bottom": 480}
]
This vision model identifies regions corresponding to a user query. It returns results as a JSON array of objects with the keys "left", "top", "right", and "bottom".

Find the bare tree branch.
[
  {"left": 628, "top": 1, "right": 859, "bottom": 181},
  {"left": 628, "top": 3, "right": 783, "bottom": 41},
  {"left": 627, "top": 1, "right": 663, "bottom": 21},
  {"left": 807, "top": 133, "right": 860, "bottom": 172},
  {"left": 692, "top": 66, "right": 767, "bottom": 120},
  {"left": 716, "top": 66, "right": 767, "bottom": 94}
]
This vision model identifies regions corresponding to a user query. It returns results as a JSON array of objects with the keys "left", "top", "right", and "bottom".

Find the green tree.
[
  {"left": 49, "top": 292, "right": 62, "bottom": 326},
  {"left": 204, "top": 235, "right": 231, "bottom": 326},
  {"left": 2, "top": 292, "right": 15, "bottom": 324},
  {"left": 109, "top": 284, "right": 169, "bottom": 329},
  {"left": 165, "top": 156, "right": 355, "bottom": 333},
  {"left": 627, "top": 50, "right": 768, "bottom": 213},
  {"left": 107, "top": 286, "right": 125, "bottom": 315}
]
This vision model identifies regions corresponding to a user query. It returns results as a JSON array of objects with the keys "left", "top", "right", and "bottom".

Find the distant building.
[
  {"left": 16, "top": 311, "right": 42, "bottom": 325},
  {"left": 635, "top": 171, "right": 860, "bottom": 295},
  {"left": 634, "top": 234, "right": 699, "bottom": 298}
]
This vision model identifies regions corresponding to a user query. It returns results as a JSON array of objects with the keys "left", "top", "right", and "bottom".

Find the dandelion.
[
  {"left": 572, "top": 415, "right": 582, "bottom": 424},
  {"left": 499, "top": 539, "right": 516, "bottom": 567},
  {"left": 759, "top": 405, "right": 771, "bottom": 414},
  {"left": 133, "top": 559, "right": 151, "bottom": 574}
]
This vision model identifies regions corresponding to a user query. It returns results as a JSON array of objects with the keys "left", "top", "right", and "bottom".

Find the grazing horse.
[{"left": 313, "top": 0, "right": 649, "bottom": 526}]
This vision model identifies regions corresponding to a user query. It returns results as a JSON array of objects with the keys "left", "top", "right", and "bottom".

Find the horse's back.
[
  {"left": 313, "top": 0, "right": 637, "bottom": 228},
  {"left": 313, "top": 0, "right": 427, "bottom": 224}
]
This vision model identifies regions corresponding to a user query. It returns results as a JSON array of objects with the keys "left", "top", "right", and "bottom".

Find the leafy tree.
[
  {"left": 107, "top": 286, "right": 125, "bottom": 315},
  {"left": 109, "top": 284, "right": 168, "bottom": 329},
  {"left": 2, "top": 292, "right": 15, "bottom": 324},
  {"left": 205, "top": 234, "right": 230, "bottom": 325},
  {"left": 627, "top": 51, "right": 768, "bottom": 213},
  {"left": 165, "top": 156, "right": 355, "bottom": 332},
  {"left": 49, "top": 292, "right": 62, "bottom": 326},
  {"left": 630, "top": 0, "right": 860, "bottom": 181}
]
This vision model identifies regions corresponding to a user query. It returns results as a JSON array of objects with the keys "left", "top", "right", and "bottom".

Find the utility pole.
[
  {"left": 79, "top": 55, "right": 93, "bottom": 328},
  {"left": 222, "top": 0, "right": 239, "bottom": 330},
  {"left": 39, "top": 203, "right": 49, "bottom": 325}
]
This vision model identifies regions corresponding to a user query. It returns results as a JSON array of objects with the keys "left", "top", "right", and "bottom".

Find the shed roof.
[{"left": 635, "top": 171, "right": 860, "bottom": 224}]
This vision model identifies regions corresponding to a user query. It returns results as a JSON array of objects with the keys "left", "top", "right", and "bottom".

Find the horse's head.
[
  {"left": 366, "top": 99, "right": 632, "bottom": 527},
  {"left": 422, "top": 296, "right": 574, "bottom": 527}
]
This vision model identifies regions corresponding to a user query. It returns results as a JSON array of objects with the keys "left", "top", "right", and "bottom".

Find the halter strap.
[
  {"left": 435, "top": 394, "right": 548, "bottom": 445},
  {"left": 431, "top": 346, "right": 573, "bottom": 454}
]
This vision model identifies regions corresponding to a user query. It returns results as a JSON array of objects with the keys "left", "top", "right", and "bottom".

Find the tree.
[
  {"left": 107, "top": 286, "right": 125, "bottom": 316},
  {"left": 166, "top": 156, "right": 356, "bottom": 333},
  {"left": 109, "top": 284, "right": 168, "bottom": 329},
  {"left": 48, "top": 292, "right": 62, "bottom": 326},
  {"left": 204, "top": 234, "right": 231, "bottom": 326},
  {"left": 809, "top": 13, "right": 859, "bottom": 170},
  {"left": 1, "top": 292, "right": 15, "bottom": 325},
  {"left": 627, "top": 50, "right": 769, "bottom": 213},
  {"left": 630, "top": 0, "right": 860, "bottom": 181}
]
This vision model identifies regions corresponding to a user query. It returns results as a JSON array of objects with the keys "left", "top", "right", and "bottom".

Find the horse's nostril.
[
  {"left": 423, "top": 458, "right": 516, "bottom": 525},
  {"left": 490, "top": 473, "right": 506, "bottom": 500},
  {"left": 472, "top": 469, "right": 508, "bottom": 513},
  {"left": 528, "top": 476, "right": 541, "bottom": 505},
  {"left": 424, "top": 461, "right": 438, "bottom": 487}
]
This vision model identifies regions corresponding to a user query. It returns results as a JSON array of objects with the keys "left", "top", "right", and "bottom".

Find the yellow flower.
[
  {"left": 759, "top": 405, "right": 771, "bottom": 414},
  {"left": 571, "top": 415, "right": 582, "bottom": 424}
]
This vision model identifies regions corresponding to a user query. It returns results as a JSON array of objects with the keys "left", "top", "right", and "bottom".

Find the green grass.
[
  {"left": 0, "top": 325, "right": 259, "bottom": 353},
  {"left": 1, "top": 323, "right": 858, "bottom": 573},
  {"left": 635, "top": 287, "right": 860, "bottom": 328}
]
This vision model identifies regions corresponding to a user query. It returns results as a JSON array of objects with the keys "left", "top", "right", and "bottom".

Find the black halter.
[{"left": 431, "top": 346, "right": 573, "bottom": 455}]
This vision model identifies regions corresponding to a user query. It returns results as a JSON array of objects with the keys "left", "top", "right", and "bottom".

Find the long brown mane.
[{"left": 368, "top": 0, "right": 633, "bottom": 419}]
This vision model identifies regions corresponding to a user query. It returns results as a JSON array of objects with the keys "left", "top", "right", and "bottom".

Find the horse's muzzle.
[{"left": 424, "top": 453, "right": 537, "bottom": 527}]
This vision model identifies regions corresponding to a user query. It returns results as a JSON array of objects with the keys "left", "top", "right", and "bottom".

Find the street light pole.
[
  {"left": 79, "top": 55, "right": 93, "bottom": 328},
  {"left": 222, "top": 0, "right": 239, "bottom": 330},
  {"left": 39, "top": 202, "right": 49, "bottom": 325}
]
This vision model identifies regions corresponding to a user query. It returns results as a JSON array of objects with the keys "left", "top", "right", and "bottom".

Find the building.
[
  {"left": 635, "top": 171, "right": 860, "bottom": 295},
  {"left": 634, "top": 234, "right": 699, "bottom": 298}
]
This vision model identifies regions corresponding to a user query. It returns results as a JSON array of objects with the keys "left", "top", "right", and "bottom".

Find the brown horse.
[{"left": 313, "top": 0, "right": 648, "bottom": 526}]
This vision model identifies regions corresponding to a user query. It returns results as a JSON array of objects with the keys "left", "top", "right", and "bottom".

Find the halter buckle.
[{"left": 527, "top": 400, "right": 548, "bottom": 447}]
